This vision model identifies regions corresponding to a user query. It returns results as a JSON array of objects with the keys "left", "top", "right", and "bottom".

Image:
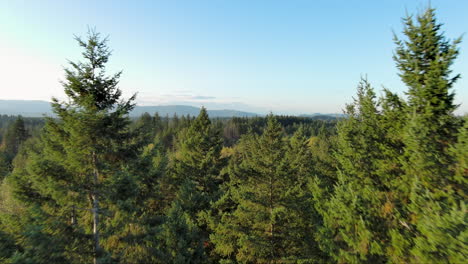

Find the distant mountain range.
[
  {"left": 131, "top": 105, "right": 258, "bottom": 118},
  {"left": 0, "top": 100, "right": 53, "bottom": 117},
  {"left": 0, "top": 100, "right": 258, "bottom": 118},
  {"left": 299, "top": 113, "right": 347, "bottom": 119},
  {"left": 0, "top": 100, "right": 344, "bottom": 119}
]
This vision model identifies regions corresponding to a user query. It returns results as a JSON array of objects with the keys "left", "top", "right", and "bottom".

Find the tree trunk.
[
  {"left": 269, "top": 174, "right": 275, "bottom": 263},
  {"left": 92, "top": 151, "right": 100, "bottom": 264}
]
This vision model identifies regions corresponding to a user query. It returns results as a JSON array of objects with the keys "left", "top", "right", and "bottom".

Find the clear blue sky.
[{"left": 1, "top": 0, "right": 466, "bottom": 114}]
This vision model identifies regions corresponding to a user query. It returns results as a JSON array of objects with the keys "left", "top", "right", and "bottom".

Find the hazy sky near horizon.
[{"left": 1, "top": 0, "right": 467, "bottom": 114}]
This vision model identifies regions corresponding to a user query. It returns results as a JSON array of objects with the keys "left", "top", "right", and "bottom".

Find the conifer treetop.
[
  {"left": 393, "top": 7, "right": 461, "bottom": 115},
  {"left": 58, "top": 29, "right": 133, "bottom": 112}
]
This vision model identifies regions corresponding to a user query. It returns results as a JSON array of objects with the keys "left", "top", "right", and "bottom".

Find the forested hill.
[
  {"left": 0, "top": 100, "right": 259, "bottom": 118},
  {"left": 0, "top": 100, "right": 52, "bottom": 117}
]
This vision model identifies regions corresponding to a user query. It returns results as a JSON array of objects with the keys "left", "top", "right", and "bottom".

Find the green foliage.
[
  {"left": 392, "top": 8, "right": 465, "bottom": 263},
  {"left": 165, "top": 107, "right": 224, "bottom": 215},
  {"left": 157, "top": 181, "right": 206, "bottom": 263},
  {"left": 1, "top": 117, "right": 28, "bottom": 158},
  {"left": 211, "top": 115, "right": 323, "bottom": 263},
  {"left": 394, "top": 8, "right": 460, "bottom": 117},
  {"left": 0, "top": 117, "right": 29, "bottom": 179},
  {"left": 314, "top": 79, "right": 397, "bottom": 263},
  {"left": 0, "top": 29, "right": 138, "bottom": 263},
  {"left": 311, "top": 7, "right": 466, "bottom": 264},
  {"left": 0, "top": 7, "right": 465, "bottom": 264},
  {"left": 0, "top": 153, "right": 10, "bottom": 180},
  {"left": 162, "top": 108, "right": 226, "bottom": 261},
  {"left": 0, "top": 229, "right": 15, "bottom": 263},
  {"left": 311, "top": 8, "right": 466, "bottom": 263}
]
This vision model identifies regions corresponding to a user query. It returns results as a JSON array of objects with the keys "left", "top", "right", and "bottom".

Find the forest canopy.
[{"left": 0, "top": 7, "right": 466, "bottom": 264}]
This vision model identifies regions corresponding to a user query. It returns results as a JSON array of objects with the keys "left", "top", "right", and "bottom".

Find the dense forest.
[{"left": 0, "top": 8, "right": 466, "bottom": 264}]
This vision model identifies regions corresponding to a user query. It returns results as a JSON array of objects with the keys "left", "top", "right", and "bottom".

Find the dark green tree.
[
  {"left": 0, "top": 229, "right": 15, "bottom": 263},
  {"left": 211, "top": 115, "right": 321, "bottom": 263},
  {"left": 162, "top": 107, "right": 225, "bottom": 261},
  {"left": 391, "top": 8, "right": 466, "bottom": 262},
  {"left": 314, "top": 79, "right": 400, "bottom": 263},
  {"left": 1, "top": 116, "right": 28, "bottom": 159},
  {"left": 166, "top": 107, "right": 225, "bottom": 212},
  {"left": 3, "top": 30, "right": 137, "bottom": 264},
  {"left": 0, "top": 116, "right": 29, "bottom": 179},
  {"left": 157, "top": 180, "right": 206, "bottom": 263},
  {"left": 132, "top": 112, "right": 157, "bottom": 146},
  {"left": 394, "top": 7, "right": 461, "bottom": 190},
  {"left": 0, "top": 153, "right": 10, "bottom": 180}
]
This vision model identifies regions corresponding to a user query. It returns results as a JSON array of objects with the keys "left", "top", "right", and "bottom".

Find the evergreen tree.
[
  {"left": 312, "top": 8, "right": 466, "bottom": 263},
  {"left": 0, "top": 116, "right": 29, "bottom": 179},
  {"left": 401, "top": 114, "right": 468, "bottom": 263},
  {"left": 157, "top": 180, "right": 206, "bottom": 263},
  {"left": 394, "top": 6, "right": 461, "bottom": 191},
  {"left": 211, "top": 115, "right": 321, "bottom": 263},
  {"left": 133, "top": 112, "right": 157, "bottom": 146},
  {"left": 162, "top": 107, "right": 225, "bottom": 261},
  {"left": 391, "top": 8, "right": 466, "bottom": 262},
  {"left": 3, "top": 30, "right": 137, "bottom": 263},
  {"left": 0, "top": 6, "right": 465, "bottom": 264},
  {"left": 0, "top": 153, "right": 10, "bottom": 180},
  {"left": 0, "top": 228, "right": 15, "bottom": 263},
  {"left": 1, "top": 116, "right": 28, "bottom": 159},
  {"left": 166, "top": 107, "right": 224, "bottom": 212},
  {"left": 450, "top": 116, "right": 468, "bottom": 184},
  {"left": 314, "top": 79, "right": 397, "bottom": 263},
  {"left": 285, "top": 126, "right": 325, "bottom": 261}
]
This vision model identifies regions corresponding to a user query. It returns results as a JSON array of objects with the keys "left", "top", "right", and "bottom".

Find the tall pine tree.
[
  {"left": 392, "top": 8, "right": 466, "bottom": 262},
  {"left": 211, "top": 115, "right": 321, "bottom": 263},
  {"left": 3, "top": 30, "right": 138, "bottom": 264},
  {"left": 314, "top": 79, "right": 402, "bottom": 263},
  {"left": 164, "top": 107, "right": 225, "bottom": 261}
]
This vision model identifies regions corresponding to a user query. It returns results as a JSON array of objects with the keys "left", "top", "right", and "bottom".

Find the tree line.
[{"left": 0, "top": 8, "right": 466, "bottom": 264}]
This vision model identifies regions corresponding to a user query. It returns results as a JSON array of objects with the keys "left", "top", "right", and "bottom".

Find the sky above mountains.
[{"left": 1, "top": 0, "right": 467, "bottom": 115}]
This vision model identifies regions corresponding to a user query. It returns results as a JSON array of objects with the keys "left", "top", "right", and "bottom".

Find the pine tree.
[
  {"left": 211, "top": 115, "right": 321, "bottom": 263},
  {"left": 394, "top": 7, "right": 461, "bottom": 191},
  {"left": 1, "top": 116, "right": 28, "bottom": 159},
  {"left": 391, "top": 8, "right": 466, "bottom": 262},
  {"left": 133, "top": 112, "right": 157, "bottom": 146},
  {"left": 0, "top": 116, "right": 29, "bottom": 179},
  {"left": 3, "top": 29, "right": 137, "bottom": 264},
  {"left": 0, "top": 227, "right": 15, "bottom": 263},
  {"left": 0, "top": 153, "right": 10, "bottom": 180},
  {"left": 394, "top": 8, "right": 460, "bottom": 118},
  {"left": 450, "top": 116, "right": 468, "bottom": 184},
  {"left": 0, "top": 160, "right": 27, "bottom": 263},
  {"left": 166, "top": 107, "right": 224, "bottom": 212},
  {"left": 402, "top": 115, "right": 468, "bottom": 263},
  {"left": 313, "top": 79, "right": 397, "bottom": 263},
  {"left": 157, "top": 180, "right": 206, "bottom": 263},
  {"left": 162, "top": 107, "right": 225, "bottom": 261},
  {"left": 313, "top": 8, "right": 466, "bottom": 263},
  {"left": 284, "top": 126, "right": 325, "bottom": 261}
]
